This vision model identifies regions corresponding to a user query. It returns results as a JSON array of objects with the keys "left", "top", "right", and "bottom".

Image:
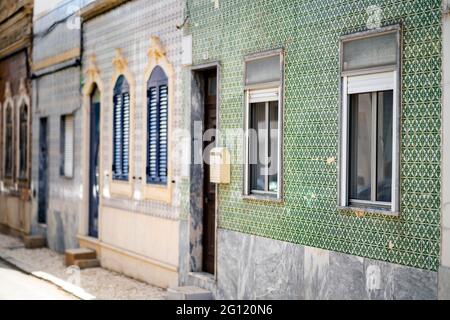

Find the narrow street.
[{"left": 0, "top": 258, "right": 76, "bottom": 300}]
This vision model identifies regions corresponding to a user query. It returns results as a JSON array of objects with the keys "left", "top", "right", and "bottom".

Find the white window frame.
[
  {"left": 339, "top": 26, "right": 401, "bottom": 215},
  {"left": 243, "top": 50, "right": 284, "bottom": 200}
]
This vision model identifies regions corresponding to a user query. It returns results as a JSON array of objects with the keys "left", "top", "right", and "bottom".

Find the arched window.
[
  {"left": 18, "top": 103, "right": 28, "bottom": 180},
  {"left": 146, "top": 66, "right": 168, "bottom": 185},
  {"left": 112, "top": 75, "right": 130, "bottom": 181},
  {"left": 4, "top": 104, "right": 13, "bottom": 178}
]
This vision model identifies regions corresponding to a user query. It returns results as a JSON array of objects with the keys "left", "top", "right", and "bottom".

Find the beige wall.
[{"left": 0, "top": 194, "right": 31, "bottom": 235}]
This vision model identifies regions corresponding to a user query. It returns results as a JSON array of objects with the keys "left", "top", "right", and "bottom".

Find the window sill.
[
  {"left": 243, "top": 194, "right": 283, "bottom": 204},
  {"left": 142, "top": 183, "right": 172, "bottom": 204},
  {"left": 338, "top": 205, "right": 399, "bottom": 217},
  {"left": 110, "top": 180, "right": 133, "bottom": 198}
]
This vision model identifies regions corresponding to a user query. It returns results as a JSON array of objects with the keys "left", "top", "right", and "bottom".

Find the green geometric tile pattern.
[{"left": 187, "top": 0, "right": 442, "bottom": 271}]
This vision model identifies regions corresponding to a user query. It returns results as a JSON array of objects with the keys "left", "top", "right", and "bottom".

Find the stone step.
[
  {"left": 74, "top": 258, "right": 100, "bottom": 270},
  {"left": 167, "top": 286, "right": 213, "bottom": 300},
  {"left": 23, "top": 235, "right": 46, "bottom": 249},
  {"left": 65, "top": 248, "right": 97, "bottom": 266}
]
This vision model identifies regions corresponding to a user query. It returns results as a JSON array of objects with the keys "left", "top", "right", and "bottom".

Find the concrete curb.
[{"left": 0, "top": 249, "right": 96, "bottom": 300}]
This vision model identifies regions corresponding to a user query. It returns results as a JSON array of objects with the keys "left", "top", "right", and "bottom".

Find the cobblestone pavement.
[{"left": 0, "top": 233, "right": 167, "bottom": 300}]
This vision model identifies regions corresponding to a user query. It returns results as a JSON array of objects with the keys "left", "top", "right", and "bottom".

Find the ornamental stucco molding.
[
  {"left": 112, "top": 48, "right": 128, "bottom": 74},
  {"left": 147, "top": 35, "right": 167, "bottom": 63}
]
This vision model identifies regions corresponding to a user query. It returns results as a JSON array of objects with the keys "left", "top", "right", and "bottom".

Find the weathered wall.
[
  {"left": 31, "top": 0, "right": 85, "bottom": 252},
  {"left": 0, "top": 0, "right": 33, "bottom": 236},
  {"left": 184, "top": 0, "right": 443, "bottom": 274}
]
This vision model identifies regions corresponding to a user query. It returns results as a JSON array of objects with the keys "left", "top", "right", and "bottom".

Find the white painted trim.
[
  {"left": 243, "top": 51, "right": 284, "bottom": 200},
  {"left": 347, "top": 71, "right": 394, "bottom": 94}
]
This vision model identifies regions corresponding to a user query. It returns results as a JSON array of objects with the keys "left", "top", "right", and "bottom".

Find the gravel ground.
[{"left": 0, "top": 233, "right": 167, "bottom": 300}]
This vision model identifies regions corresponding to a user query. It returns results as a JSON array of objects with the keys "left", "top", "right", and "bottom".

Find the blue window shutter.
[
  {"left": 112, "top": 75, "right": 130, "bottom": 181},
  {"left": 113, "top": 94, "right": 123, "bottom": 179},
  {"left": 148, "top": 87, "right": 158, "bottom": 181},
  {"left": 122, "top": 92, "right": 130, "bottom": 179},
  {"left": 146, "top": 66, "right": 168, "bottom": 184},
  {"left": 158, "top": 84, "right": 168, "bottom": 183}
]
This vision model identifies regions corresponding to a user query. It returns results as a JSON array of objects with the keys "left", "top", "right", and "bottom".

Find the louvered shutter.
[
  {"left": 148, "top": 87, "right": 158, "bottom": 182},
  {"left": 146, "top": 67, "right": 168, "bottom": 184},
  {"left": 158, "top": 84, "right": 168, "bottom": 183},
  {"left": 64, "top": 115, "right": 74, "bottom": 178},
  {"left": 113, "top": 94, "right": 123, "bottom": 179},
  {"left": 122, "top": 92, "right": 130, "bottom": 179}
]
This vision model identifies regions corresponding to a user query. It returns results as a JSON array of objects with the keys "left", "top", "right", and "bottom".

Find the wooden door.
[{"left": 202, "top": 70, "right": 217, "bottom": 274}]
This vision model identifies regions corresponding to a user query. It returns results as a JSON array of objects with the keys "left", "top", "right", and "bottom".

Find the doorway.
[
  {"left": 88, "top": 87, "right": 100, "bottom": 238},
  {"left": 202, "top": 69, "right": 217, "bottom": 274},
  {"left": 38, "top": 117, "right": 48, "bottom": 224},
  {"left": 190, "top": 65, "right": 218, "bottom": 275}
]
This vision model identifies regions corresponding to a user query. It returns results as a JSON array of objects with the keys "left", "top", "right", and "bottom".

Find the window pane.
[
  {"left": 349, "top": 93, "right": 372, "bottom": 201},
  {"left": 246, "top": 55, "right": 281, "bottom": 86},
  {"left": 268, "top": 101, "right": 278, "bottom": 192},
  {"left": 250, "top": 102, "right": 266, "bottom": 191},
  {"left": 377, "top": 90, "right": 393, "bottom": 202},
  {"left": 343, "top": 32, "right": 398, "bottom": 72}
]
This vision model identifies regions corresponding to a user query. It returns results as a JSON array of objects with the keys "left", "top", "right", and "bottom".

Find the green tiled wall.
[{"left": 187, "top": 0, "right": 442, "bottom": 271}]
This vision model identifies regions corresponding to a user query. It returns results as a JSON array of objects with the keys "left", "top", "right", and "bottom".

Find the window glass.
[
  {"left": 268, "top": 101, "right": 279, "bottom": 192},
  {"left": 343, "top": 32, "right": 397, "bottom": 72},
  {"left": 246, "top": 55, "right": 281, "bottom": 86},
  {"left": 377, "top": 91, "right": 393, "bottom": 202},
  {"left": 348, "top": 90, "right": 394, "bottom": 204},
  {"left": 349, "top": 93, "right": 372, "bottom": 201},
  {"left": 250, "top": 102, "right": 266, "bottom": 191},
  {"left": 249, "top": 101, "right": 279, "bottom": 193}
]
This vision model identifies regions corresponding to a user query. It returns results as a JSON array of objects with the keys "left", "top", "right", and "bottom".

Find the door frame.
[
  {"left": 81, "top": 71, "right": 105, "bottom": 240},
  {"left": 88, "top": 91, "right": 101, "bottom": 238},
  {"left": 189, "top": 62, "right": 220, "bottom": 278}
]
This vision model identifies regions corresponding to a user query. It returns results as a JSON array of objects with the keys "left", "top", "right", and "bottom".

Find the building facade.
[
  {"left": 0, "top": 0, "right": 34, "bottom": 237},
  {"left": 78, "top": 0, "right": 186, "bottom": 288},
  {"left": 31, "top": 0, "right": 94, "bottom": 252},
  {"left": 179, "top": 0, "right": 449, "bottom": 299}
]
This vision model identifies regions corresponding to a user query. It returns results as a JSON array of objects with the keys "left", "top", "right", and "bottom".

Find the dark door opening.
[
  {"left": 38, "top": 117, "right": 48, "bottom": 224},
  {"left": 89, "top": 87, "right": 101, "bottom": 238},
  {"left": 202, "top": 69, "right": 217, "bottom": 274}
]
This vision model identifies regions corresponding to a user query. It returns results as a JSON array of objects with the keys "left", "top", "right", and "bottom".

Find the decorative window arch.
[
  {"left": 3, "top": 82, "right": 14, "bottom": 180},
  {"left": 16, "top": 78, "right": 31, "bottom": 182},
  {"left": 141, "top": 36, "right": 174, "bottom": 203},
  {"left": 4, "top": 103, "right": 14, "bottom": 179},
  {"left": 18, "top": 102, "right": 29, "bottom": 180},
  {"left": 109, "top": 48, "right": 135, "bottom": 198}
]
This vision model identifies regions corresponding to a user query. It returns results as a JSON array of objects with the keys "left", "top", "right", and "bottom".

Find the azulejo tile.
[{"left": 187, "top": 0, "right": 442, "bottom": 271}]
